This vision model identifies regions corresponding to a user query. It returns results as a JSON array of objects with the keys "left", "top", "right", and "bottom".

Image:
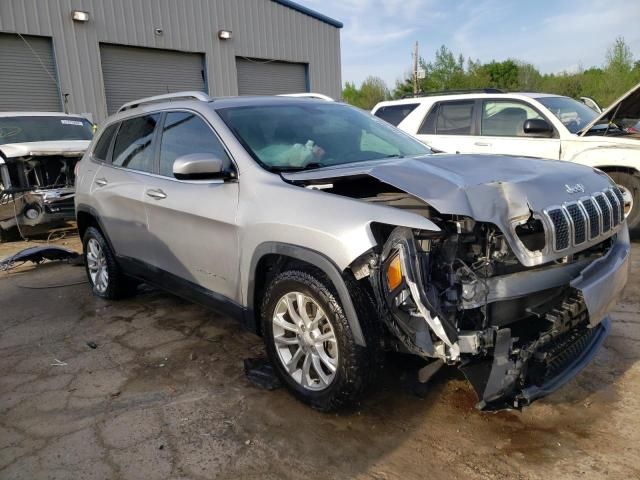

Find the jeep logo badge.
[{"left": 565, "top": 183, "right": 585, "bottom": 194}]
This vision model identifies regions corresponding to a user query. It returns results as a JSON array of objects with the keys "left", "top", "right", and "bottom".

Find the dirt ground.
[{"left": 1, "top": 230, "right": 639, "bottom": 480}]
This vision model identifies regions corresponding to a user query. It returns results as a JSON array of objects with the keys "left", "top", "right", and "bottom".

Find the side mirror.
[
  {"left": 523, "top": 119, "right": 554, "bottom": 137},
  {"left": 173, "top": 153, "right": 231, "bottom": 180}
]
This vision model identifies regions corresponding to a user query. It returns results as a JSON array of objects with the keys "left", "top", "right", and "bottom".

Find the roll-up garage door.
[
  {"left": 100, "top": 44, "right": 206, "bottom": 115},
  {"left": 0, "top": 33, "right": 61, "bottom": 111},
  {"left": 236, "top": 58, "right": 307, "bottom": 95}
]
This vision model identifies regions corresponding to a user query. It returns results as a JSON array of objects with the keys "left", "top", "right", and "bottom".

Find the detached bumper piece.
[{"left": 461, "top": 292, "right": 610, "bottom": 410}]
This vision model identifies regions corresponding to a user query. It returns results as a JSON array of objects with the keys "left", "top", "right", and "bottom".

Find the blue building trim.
[{"left": 271, "top": 0, "right": 343, "bottom": 28}]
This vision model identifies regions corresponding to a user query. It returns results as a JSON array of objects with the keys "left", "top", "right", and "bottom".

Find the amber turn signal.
[{"left": 386, "top": 254, "right": 403, "bottom": 291}]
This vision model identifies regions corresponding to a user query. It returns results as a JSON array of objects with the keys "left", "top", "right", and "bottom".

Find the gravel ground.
[{"left": 1, "top": 230, "right": 639, "bottom": 480}]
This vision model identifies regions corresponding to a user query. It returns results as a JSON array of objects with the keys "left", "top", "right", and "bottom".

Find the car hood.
[
  {"left": 283, "top": 154, "right": 614, "bottom": 222},
  {"left": 0, "top": 140, "right": 90, "bottom": 159},
  {"left": 580, "top": 82, "right": 640, "bottom": 136}
]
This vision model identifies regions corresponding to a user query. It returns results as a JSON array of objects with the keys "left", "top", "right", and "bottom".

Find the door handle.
[
  {"left": 94, "top": 177, "right": 108, "bottom": 187},
  {"left": 474, "top": 142, "right": 492, "bottom": 147},
  {"left": 146, "top": 189, "right": 167, "bottom": 200}
]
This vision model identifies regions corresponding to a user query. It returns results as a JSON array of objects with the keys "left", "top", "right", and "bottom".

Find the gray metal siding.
[
  {"left": 100, "top": 44, "right": 206, "bottom": 114},
  {"left": 236, "top": 58, "right": 306, "bottom": 95},
  {"left": 0, "top": 0, "right": 342, "bottom": 122},
  {"left": 0, "top": 33, "right": 61, "bottom": 111}
]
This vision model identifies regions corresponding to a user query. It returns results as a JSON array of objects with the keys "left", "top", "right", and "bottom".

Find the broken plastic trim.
[
  {"left": 0, "top": 246, "right": 78, "bottom": 271},
  {"left": 371, "top": 227, "right": 459, "bottom": 361}
]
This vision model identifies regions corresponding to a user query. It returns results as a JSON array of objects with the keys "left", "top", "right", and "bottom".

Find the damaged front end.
[
  {"left": 0, "top": 149, "right": 82, "bottom": 236},
  {"left": 368, "top": 215, "right": 628, "bottom": 410},
  {"left": 283, "top": 154, "right": 630, "bottom": 409}
]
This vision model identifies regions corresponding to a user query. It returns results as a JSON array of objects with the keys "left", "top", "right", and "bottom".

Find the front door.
[
  {"left": 144, "top": 111, "right": 240, "bottom": 301},
  {"left": 470, "top": 99, "right": 561, "bottom": 159}
]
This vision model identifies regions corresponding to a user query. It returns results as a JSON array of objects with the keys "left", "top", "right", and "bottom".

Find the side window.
[
  {"left": 481, "top": 100, "right": 544, "bottom": 137},
  {"left": 92, "top": 123, "right": 118, "bottom": 162},
  {"left": 374, "top": 103, "right": 419, "bottom": 126},
  {"left": 111, "top": 114, "right": 160, "bottom": 172},
  {"left": 159, "top": 112, "right": 230, "bottom": 178},
  {"left": 434, "top": 101, "right": 475, "bottom": 135},
  {"left": 417, "top": 105, "right": 439, "bottom": 134}
]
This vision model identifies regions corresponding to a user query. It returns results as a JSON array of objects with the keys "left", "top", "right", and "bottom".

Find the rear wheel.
[
  {"left": 261, "top": 270, "right": 377, "bottom": 411},
  {"left": 608, "top": 171, "right": 640, "bottom": 229},
  {"left": 83, "top": 226, "right": 137, "bottom": 299}
]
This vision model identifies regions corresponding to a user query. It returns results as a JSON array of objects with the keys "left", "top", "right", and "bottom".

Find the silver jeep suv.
[{"left": 75, "top": 92, "right": 630, "bottom": 411}]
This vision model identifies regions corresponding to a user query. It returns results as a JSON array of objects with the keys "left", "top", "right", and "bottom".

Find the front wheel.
[
  {"left": 83, "top": 226, "right": 137, "bottom": 299},
  {"left": 608, "top": 171, "right": 640, "bottom": 230},
  {"left": 261, "top": 270, "right": 376, "bottom": 411}
]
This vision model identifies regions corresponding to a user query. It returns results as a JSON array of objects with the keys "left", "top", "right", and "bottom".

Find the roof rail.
[
  {"left": 118, "top": 91, "right": 213, "bottom": 113},
  {"left": 401, "top": 88, "right": 504, "bottom": 99}
]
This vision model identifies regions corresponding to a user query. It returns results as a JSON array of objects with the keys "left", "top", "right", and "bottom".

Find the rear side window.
[
  {"left": 158, "top": 112, "right": 231, "bottom": 178},
  {"left": 92, "top": 123, "right": 118, "bottom": 162},
  {"left": 374, "top": 103, "right": 419, "bottom": 126},
  {"left": 111, "top": 114, "right": 160, "bottom": 172},
  {"left": 427, "top": 101, "right": 475, "bottom": 135}
]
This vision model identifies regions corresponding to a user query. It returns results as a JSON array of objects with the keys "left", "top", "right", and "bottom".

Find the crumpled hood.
[
  {"left": 283, "top": 154, "right": 614, "bottom": 223},
  {"left": 0, "top": 140, "right": 90, "bottom": 159}
]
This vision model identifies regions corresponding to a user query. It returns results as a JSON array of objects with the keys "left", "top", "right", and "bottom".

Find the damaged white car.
[
  {"left": 76, "top": 94, "right": 630, "bottom": 411},
  {"left": 0, "top": 112, "right": 93, "bottom": 241}
]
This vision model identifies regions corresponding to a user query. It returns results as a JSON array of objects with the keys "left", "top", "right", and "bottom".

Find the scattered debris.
[
  {"left": 159, "top": 444, "right": 164, "bottom": 450},
  {"left": 244, "top": 357, "right": 281, "bottom": 391},
  {"left": 86, "top": 341, "right": 98, "bottom": 349},
  {"left": 245, "top": 439, "right": 251, "bottom": 446},
  {"left": 189, "top": 351, "right": 198, "bottom": 361},
  {"left": 51, "top": 358, "right": 67, "bottom": 366},
  {"left": 110, "top": 391, "right": 121, "bottom": 398},
  {"left": 0, "top": 246, "right": 79, "bottom": 272}
]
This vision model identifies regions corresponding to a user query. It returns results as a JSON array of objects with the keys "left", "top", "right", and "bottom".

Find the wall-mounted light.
[
  {"left": 71, "top": 10, "right": 90, "bottom": 22},
  {"left": 218, "top": 30, "right": 232, "bottom": 40},
  {"left": 154, "top": 27, "right": 164, "bottom": 36}
]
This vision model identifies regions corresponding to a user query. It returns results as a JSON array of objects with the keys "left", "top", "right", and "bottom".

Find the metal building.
[{"left": 0, "top": 0, "right": 342, "bottom": 122}]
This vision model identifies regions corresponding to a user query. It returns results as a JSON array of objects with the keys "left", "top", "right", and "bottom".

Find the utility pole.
[{"left": 412, "top": 41, "right": 419, "bottom": 96}]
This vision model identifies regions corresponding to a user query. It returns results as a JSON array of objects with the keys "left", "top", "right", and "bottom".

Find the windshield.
[
  {"left": 537, "top": 97, "right": 601, "bottom": 134},
  {"left": 217, "top": 102, "right": 431, "bottom": 171},
  {"left": 0, "top": 116, "right": 93, "bottom": 145}
]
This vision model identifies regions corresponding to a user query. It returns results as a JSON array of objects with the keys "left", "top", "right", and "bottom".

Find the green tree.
[
  {"left": 480, "top": 60, "right": 520, "bottom": 90},
  {"left": 341, "top": 76, "right": 389, "bottom": 109}
]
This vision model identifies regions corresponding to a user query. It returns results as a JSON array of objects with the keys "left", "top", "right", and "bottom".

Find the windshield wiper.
[{"left": 271, "top": 162, "right": 326, "bottom": 172}]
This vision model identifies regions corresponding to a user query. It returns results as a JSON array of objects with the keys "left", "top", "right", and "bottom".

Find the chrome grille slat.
[
  {"left": 594, "top": 194, "right": 611, "bottom": 233},
  {"left": 612, "top": 187, "right": 625, "bottom": 224},
  {"left": 543, "top": 188, "right": 622, "bottom": 253},
  {"left": 565, "top": 203, "right": 586, "bottom": 245},
  {"left": 580, "top": 198, "right": 600, "bottom": 239},
  {"left": 605, "top": 190, "right": 620, "bottom": 227}
]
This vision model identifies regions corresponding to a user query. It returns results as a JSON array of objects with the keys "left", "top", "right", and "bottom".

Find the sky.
[{"left": 298, "top": 0, "right": 640, "bottom": 88}]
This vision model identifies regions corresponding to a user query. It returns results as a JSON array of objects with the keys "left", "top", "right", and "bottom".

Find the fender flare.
[
  {"left": 247, "top": 242, "right": 367, "bottom": 346},
  {"left": 75, "top": 204, "right": 117, "bottom": 254}
]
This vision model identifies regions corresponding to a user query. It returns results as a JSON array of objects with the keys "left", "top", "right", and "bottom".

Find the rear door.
[
  {"left": 414, "top": 100, "right": 478, "bottom": 153},
  {"left": 470, "top": 99, "right": 561, "bottom": 159},
  {"left": 143, "top": 110, "right": 240, "bottom": 300},
  {"left": 91, "top": 114, "right": 160, "bottom": 265}
]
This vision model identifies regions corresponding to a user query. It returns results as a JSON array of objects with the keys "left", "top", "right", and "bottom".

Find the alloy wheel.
[
  {"left": 86, "top": 238, "right": 109, "bottom": 294},
  {"left": 272, "top": 291, "right": 339, "bottom": 391}
]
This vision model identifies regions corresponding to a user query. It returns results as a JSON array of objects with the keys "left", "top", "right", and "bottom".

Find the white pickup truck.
[{"left": 373, "top": 84, "right": 640, "bottom": 228}]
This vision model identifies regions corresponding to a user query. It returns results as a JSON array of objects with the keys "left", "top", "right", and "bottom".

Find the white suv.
[{"left": 373, "top": 85, "right": 640, "bottom": 228}]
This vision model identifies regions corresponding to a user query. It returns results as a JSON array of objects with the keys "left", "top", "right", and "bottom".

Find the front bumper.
[
  {"left": 463, "top": 227, "right": 630, "bottom": 410},
  {"left": 0, "top": 188, "right": 75, "bottom": 230}
]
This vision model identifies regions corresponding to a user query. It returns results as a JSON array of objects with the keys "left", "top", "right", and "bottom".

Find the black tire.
[
  {"left": 608, "top": 171, "right": 640, "bottom": 230},
  {"left": 261, "top": 269, "right": 379, "bottom": 412},
  {"left": 82, "top": 226, "right": 137, "bottom": 299}
]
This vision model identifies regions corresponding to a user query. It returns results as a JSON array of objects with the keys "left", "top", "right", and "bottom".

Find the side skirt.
[{"left": 117, "top": 256, "right": 251, "bottom": 329}]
